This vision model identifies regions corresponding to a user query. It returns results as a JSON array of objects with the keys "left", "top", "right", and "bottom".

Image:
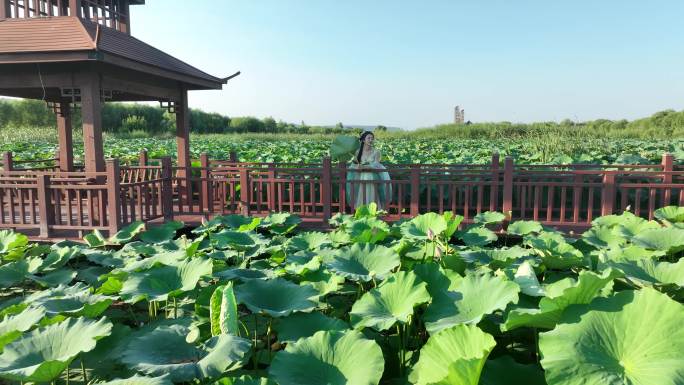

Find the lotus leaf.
[
  {"left": 424, "top": 272, "right": 519, "bottom": 334},
  {"left": 109, "top": 221, "right": 146, "bottom": 245},
  {"left": 513, "top": 260, "right": 545, "bottom": 297},
  {"left": 581, "top": 226, "right": 626, "bottom": 249},
  {"left": 25, "top": 283, "right": 114, "bottom": 317},
  {"left": 97, "top": 375, "right": 173, "bottom": 385},
  {"left": 215, "top": 267, "right": 272, "bottom": 281},
  {"left": 269, "top": 330, "right": 384, "bottom": 385},
  {"left": 121, "top": 258, "right": 213, "bottom": 303},
  {"left": 0, "top": 230, "right": 28, "bottom": 257},
  {"left": 604, "top": 258, "right": 684, "bottom": 287},
  {"left": 540, "top": 288, "right": 684, "bottom": 385},
  {"left": 631, "top": 227, "right": 684, "bottom": 254},
  {"left": 614, "top": 218, "right": 660, "bottom": 238},
  {"left": 409, "top": 324, "right": 496, "bottom": 385},
  {"left": 326, "top": 243, "right": 399, "bottom": 282},
  {"left": 461, "top": 246, "right": 531, "bottom": 268},
  {"left": 348, "top": 217, "right": 390, "bottom": 243},
  {"left": 458, "top": 227, "right": 498, "bottom": 246},
  {"left": 139, "top": 221, "right": 184, "bottom": 243},
  {"left": 350, "top": 271, "right": 430, "bottom": 331},
  {"left": 287, "top": 232, "right": 331, "bottom": 252},
  {"left": 442, "top": 211, "right": 464, "bottom": 238},
  {"left": 526, "top": 233, "right": 586, "bottom": 269},
  {"left": 235, "top": 278, "right": 318, "bottom": 317},
  {"left": 299, "top": 269, "right": 345, "bottom": 296},
  {"left": 330, "top": 135, "right": 360, "bottom": 162},
  {"left": 401, "top": 212, "right": 448, "bottom": 240},
  {"left": 121, "top": 324, "right": 251, "bottom": 382},
  {"left": 0, "top": 307, "right": 45, "bottom": 352},
  {"left": 654, "top": 205, "right": 684, "bottom": 223},
  {"left": 591, "top": 210, "right": 640, "bottom": 228},
  {"left": 275, "top": 312, "right": 349, "bottom": 342},
  {"left": 412, "top": 263, "right": 462, "bottom": 297},
  {"left": 211, "top": 230, "right": 268, "bottom": 251},
  {"left": 503, "top": 268, "right": 622, "bottom": 331},
  {"left": 215, "top": 375, "right": 275, "bottom": 385},
  {"left": 259, "top": 212, "right": 301, "bottom": 235},
  {"left": 0, "top": 316, "right": 112, "bottom": 382},
  {"left": 29, "top": 268, "right": 77, "bottom": 287},
  {"left": 507, "top": 220, "right": 543, "bottom": 236},
  {"left": 473, "top": 211, "right": 506, "bottom": 225},
  {"left": 210, "top": 283, "right": 239, "bottom": 336},
  {"left": 0, "top": 259, "right": 28, "bottom": 288}
]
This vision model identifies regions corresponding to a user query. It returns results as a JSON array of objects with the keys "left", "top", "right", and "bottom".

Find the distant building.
[{"left": 454, "top": 106, "right": 465, "bottom": 124}]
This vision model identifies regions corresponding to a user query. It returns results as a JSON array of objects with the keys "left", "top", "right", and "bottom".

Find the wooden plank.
[
  {"left": 37, "top": 174, "right": 53, "bottom": 238},
  {"left": 81, "top": 76, "right": 105, "bottom": 173},
  {"left": 57, "top": 102, "right": 74, "bottom": 172}
]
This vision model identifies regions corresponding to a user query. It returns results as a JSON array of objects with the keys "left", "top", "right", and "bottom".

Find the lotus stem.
[
  {"left": 80, "top": 356, "right": 88, "bottom": 384},
  {"left": 165, "top": 299, "right": 169, "bottom": 319},
  {"left": 267, "top": 318, "right": 273, "bottom": 362},
  {"left": 127, "top": 304, "right": 139, "bottom": 325},
  {"left": 253, "top": 314, "right": 259, "bottom": 370},
  {"left": 66, "top": 364, "right": 70, "bottom": 385},
  {"left": 173, "top": 297, "right": 178, "bottom": 319},
  {"left": 421, "top": 240, "right": 428, "bottom": 263},
  {"left": 533, "top": 328, "right": 539, "bottom": 363}
]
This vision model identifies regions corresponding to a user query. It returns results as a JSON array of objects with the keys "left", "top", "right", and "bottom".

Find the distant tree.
[
  {"left": 375, "top": 125, "right": 387, "bottom": 132},
  {"left": 263, "top": 117, "right": 277, "bottom": 133},
  {"left": 335, "top": 122, "right": 344, "bottom": 130}
]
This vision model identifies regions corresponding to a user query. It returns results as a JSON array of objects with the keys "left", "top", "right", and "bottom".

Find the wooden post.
[
  {"left": 662, "top": 152, "right": 673, "bottom": 205},
  {"left": 502, "top": 157, "right": 514, "bottom": 218},
  {"left": 266, "top": 164, "right": 276, "bottom": 211},
  {"left": 175, "top": 88, "right": 191, "bottom": 206},
  {"left": 601, "top": 173, "right": 616, "bottom": 216},
  {"left": 37, "top": 174, "right": 53, "bottom": 238},
  {"left": 0, "top": 0, "right": 9, "bottom": 19},
  {"left": 239, "top": 166, "right": 250, "bottom": 216},
  {"left": 81, "top": 77, "right": 105, "bottom": 173},
  {"left": 106, "top": 159, "right": 121, "bottom": 235},
  {"left": 160, "top": 156, "right": 173, "bottom": 221},
  {"left": 138, "top": 149, "right": 148, "bottom": 166},
  {"left": 410, "top": 165, "right": 420, "bottom": 216},
  {"left": 69, "top": 0, "right": 81, "bottom": 17},
  {"left": 2, "top": 152, "right": 12, "bottom": 172},
  {"left": 322, "top": 157, "right": 332, "bottom": 221},
  {"left": 120, "top": 0, "right": 130, "bottom": 33},
  {"left": 200, "top": 153, "right": 211, "bottom": 213},
  {"left": 57, "top": 102, "right": 74, "bottom": 172},
  {"left": 490, "top": 153, "right": 500, "bottom": 211},
  {"left": 229, "top": 151, "right": 237, "bottom": 163},
  {"left": 339, "top": 162, "right": 347, "bottom": 214}
]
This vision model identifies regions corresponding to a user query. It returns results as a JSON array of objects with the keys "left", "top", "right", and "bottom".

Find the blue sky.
[{"left": 131, "top": 0, "right": 684, "bottom": 129}]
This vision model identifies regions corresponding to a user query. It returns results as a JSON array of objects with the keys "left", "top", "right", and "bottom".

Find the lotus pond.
[{"left": 0, "top": 204, "right": 683, "bottom": 385}]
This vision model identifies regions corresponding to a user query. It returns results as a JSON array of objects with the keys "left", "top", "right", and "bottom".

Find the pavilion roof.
[{"left": 0, "top": 17, "right": 226, "bottom": 89}]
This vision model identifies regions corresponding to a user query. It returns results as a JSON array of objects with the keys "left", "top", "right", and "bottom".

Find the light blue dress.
[{"left": 346, "top": 148, "right": 392, "bottom": 210}]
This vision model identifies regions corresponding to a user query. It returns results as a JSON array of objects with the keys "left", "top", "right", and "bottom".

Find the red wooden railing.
[{"left": 0, "top": 150, "right": 682, "bottom": 239}]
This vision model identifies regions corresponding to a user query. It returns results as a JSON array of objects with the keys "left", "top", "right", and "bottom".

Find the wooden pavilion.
[{"left": 0, "top": 0, "right": 232, "bottom": 173}]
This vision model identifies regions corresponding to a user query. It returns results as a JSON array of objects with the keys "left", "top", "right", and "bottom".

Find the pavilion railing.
[{"left": 1, "top": 150, "right": 683, "bottom": 238}]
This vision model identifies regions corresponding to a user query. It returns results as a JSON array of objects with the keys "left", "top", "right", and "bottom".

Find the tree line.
[{"left": 0, "top": 99, "right": 385, "bottom": 135}]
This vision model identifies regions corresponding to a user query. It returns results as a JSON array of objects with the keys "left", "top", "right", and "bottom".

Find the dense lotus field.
[
  {"left": 0, "top": 204, "right": 684, "bottom": 385},
  {"left": 4, "top": 137, "right": 684, "bottom": 165}
]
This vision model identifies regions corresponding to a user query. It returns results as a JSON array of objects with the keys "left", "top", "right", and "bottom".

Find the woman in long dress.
[{"left": 346, "top": 131, "right": 392, "bottom": 211}]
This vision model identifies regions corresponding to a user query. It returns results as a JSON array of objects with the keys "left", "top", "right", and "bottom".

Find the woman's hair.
[{"left": 357, "top": 131, "right": 374, "bottom": 164}]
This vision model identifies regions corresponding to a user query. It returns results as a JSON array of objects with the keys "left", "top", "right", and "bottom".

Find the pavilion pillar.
[
  {"left": 176, "top": 87, "right": 191, "bottom": 205},
  {"left": 81, "top": 77, "right": 105, "bottom": 173},
  {"left": 69, "top": 0, "right": 82, "bottom": 18},
  {"left": 56, "top": 102, "right": 74, "bottom": 172},
  {"left": 0, "top": 0, "right": 9, "bottom": 20}
]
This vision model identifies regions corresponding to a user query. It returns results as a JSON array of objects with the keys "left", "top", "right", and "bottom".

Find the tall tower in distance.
[{"left": 454, "top": 106, "right": 465, "bottom": 124}]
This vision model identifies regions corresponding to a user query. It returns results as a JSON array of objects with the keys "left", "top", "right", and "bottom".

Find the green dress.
[{"left": 346, "top": 148, "right": 392, "bottom": 210}]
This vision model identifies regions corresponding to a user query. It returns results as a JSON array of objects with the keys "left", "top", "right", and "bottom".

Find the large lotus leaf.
[
  {"left": 287, "top": 232, "right": 331, "bottom": 252},
  {"left": 401, "top": 212, "right": 448, "bottom": 240},
  {"left": 139, "top": 221, "right": 184, "bottom": 244},
  {"left": 460, "top": 246, "right": 531, "bottom": 269},
  {"left": 631, "top": 227, "right": 684, "bottom": 254},
  {"left": 97, "top": 375, "right": 173, "bottom": 385},
  {"left": 513, "top": 261, "right": 545, "bottom": 297},
  {"left": 0, "top": 230, "right": 28, "bottom": 258},
  {"left": 348, "top": 217, "right": 390, "bottom": 244},
  {"left": 109, "top": 221, "right": 146, "bottom": 245},
  {"left": 526, "top": 233, "right": 586, "bottom": 270},
  {"left": 604, "top": 258, "right": 684, "bottom": 287},
  {"left": 38, "top": 246, "right": 80, "bottom": 272},
  {"left": 596, "top": 245, "right": 663, "bottom": 264},
  {"left": 350, "top": 271, "right": 430, "bottom": 331},
  {"left": 0, "top": 307, "right": 45, "bottom": 352},
  {"left": 503, "top": 268, "right": 622, "bottom": 331},
  {"left": 216, "top": 375, "right": 276, "bottom": 385},
  {"left": 614, "top": 218, "right": 660, "bottom": 238},
  {"left": 424, "top": 272, "right": 519, "bottom": 334},
  {"left": 442, "top": 211, "right": 464, "bottom": 238},
  {"left": 259, "top": 212, "right": 301, "bottom": 235},
  {"left": 215, "top": 267, "right": 273, "bottom": 282},
  {"left": 84, "top": 229, "right": 108, "bottom": 247},
  {"left": 409, "top": 324, "right": 496, "bottom": 385},
  {"left": 581, "top": 226, "right": 626, "bottom": 249},
  {"left": 654, "top": 205, "right": 684, "bottom": 223},
  {"left": 210, "top": 283, "right": 239, "bottom": 336},
  {"left": 275, "top": 312, "right": 349, "bottom": 342},
  {"left": 28, "top": 268, "right": 77, "bottom": 287},
  {"left": 284, "top": 251, "right": 321, "bottom": 275},
  {"left": 0, "top": 259, "right": 28, "bottom": 288},
  {"left": 412, "top": 263, "right": 462, "bottom": 297},
  {"left": 121, "top": 324, "right": 251, "bottom": 383},
  {"left": 591, "top": 210, "right": 640, "bottom": 228},
  {"left": 473, "top": 211, "right": 506, "bottom": 225},
  {"left": 202, "top": 214, "right": 259, "bottom": 231},
  {"left": 330, "top": 135, "right": 361, "bottom": 162},
  {"left": 479, "top": 355, "right": 546, "bottom": 385},
  {"left": 507, "top": 220, "right": 543, "bottom": 236},
  {"left": 540, "top": 288, "right": 684, "bottom": 385},
  {"left": 0, "top": 316, "right": 112, "bottom": 382},
  {"left": 326, "top": 243, "right": 400, "bottom": 282},
  {"left": 210, "top": 230, "right": 268, "bottom": 251},
  {"left": 121, "top": 258, "right": 213, "bottom": 303},
  {"left": 25, "top": 283, "right": 114, "bottom": 317},
  {"left": 299, "top": 269, "right": 345, "bottom": 297},
  {"left": 235, "top": 278, "right": 318, "bottom": 317},
  {"left": 458, "top": 227, "right": 498, "bottom": 247},
  {"left": 269, "top": 330, "right": 384, "bottom": 385}
]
